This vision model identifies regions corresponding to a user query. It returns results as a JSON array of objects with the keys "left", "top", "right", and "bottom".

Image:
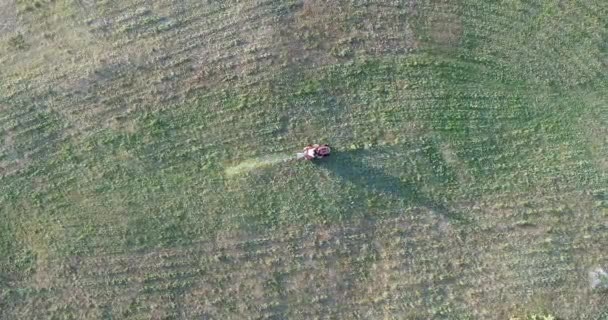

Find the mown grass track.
[{"left": 1, "top": 0, "right": 607, "bottom": 319}]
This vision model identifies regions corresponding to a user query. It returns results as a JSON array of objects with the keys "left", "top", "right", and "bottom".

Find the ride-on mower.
[{"left": 297, "top": 144, "right": 331, "bottom": 160}]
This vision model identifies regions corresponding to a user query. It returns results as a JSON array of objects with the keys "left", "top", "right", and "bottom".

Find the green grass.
[{"left": 1, "top": 0, "right": 607, "bottom": 319}]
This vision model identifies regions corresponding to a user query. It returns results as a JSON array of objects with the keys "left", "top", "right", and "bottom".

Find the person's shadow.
[{"left": 316, "top": 149, "right": 467, "bottom": 223}]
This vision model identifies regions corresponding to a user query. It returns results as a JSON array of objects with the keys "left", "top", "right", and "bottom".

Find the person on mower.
[{"left": 303, "top": 144, "right": 331, "bottom": 160}]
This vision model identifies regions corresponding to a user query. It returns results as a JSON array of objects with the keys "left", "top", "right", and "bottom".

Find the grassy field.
[{"left": 0, "top": 0, "right": 607, "bottom": 319}]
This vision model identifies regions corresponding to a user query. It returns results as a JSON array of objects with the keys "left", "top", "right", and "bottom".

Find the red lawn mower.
[{"left": 297, "top": 144, "right": 331, "bottom": 160}]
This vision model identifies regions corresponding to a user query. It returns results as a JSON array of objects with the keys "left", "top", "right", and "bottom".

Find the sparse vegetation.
[
  {"left": 510, "top": 314, "right": 558, "bottom": 320},
  {"left": 0, "top": 0, "right": 606, "bottom": 319}
]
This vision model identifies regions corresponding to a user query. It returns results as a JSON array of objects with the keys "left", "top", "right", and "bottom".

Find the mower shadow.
[
  {"left": 317, "top": 150, "right": 464, "bottom": 222},
  {"left": 317, "top": 150, "right": 412, "bottom": 198}
]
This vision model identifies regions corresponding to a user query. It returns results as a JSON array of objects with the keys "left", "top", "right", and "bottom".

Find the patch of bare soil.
[
  {"left": 3, "top": 0, "right": 420, "bottom": 137},
  {"left": 429, "top": 12, "right": 462, "bottom": 47},
  {"left": 190, "top": 0, "right": 419, "bottom": 88},
  {"left": 439, "top": 141, "right": 472, "bottom": 184},
  {"left": 582, "top": 115, "right": 608, "bottom": 172},
  {"left": 0, "top": 0, "right": 17, "bottom": 38},
  {"left": 281, "top": 0, "right": 418, "bottom": 64},
  {"left": 412, "top": 0, "right": 462, "bottom": 48},
  {"left": 4, "top": 213, "right": 453, "bottom": 318},
  {"left": 0, "top": 129, "right": 30, "bottom": 178}
]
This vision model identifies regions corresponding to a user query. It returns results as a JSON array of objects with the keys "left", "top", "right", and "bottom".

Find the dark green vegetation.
[{"left": 1, "top": 0, "right": 607, "bottom": 318}]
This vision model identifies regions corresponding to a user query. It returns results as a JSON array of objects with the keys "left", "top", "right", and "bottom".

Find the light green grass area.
[{"left": 0, "top": 0, "right": 607, "bottom": 319}]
